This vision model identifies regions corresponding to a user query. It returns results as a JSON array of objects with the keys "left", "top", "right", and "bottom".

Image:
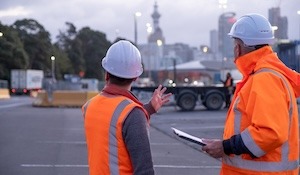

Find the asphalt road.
[{"left": 0, "top": 96, "right": 229, "bottom": 175}]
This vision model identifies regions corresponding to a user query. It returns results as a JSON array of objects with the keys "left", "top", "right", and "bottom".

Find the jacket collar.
[
  {"left": 235, "top": 46, "right": 273, "bottom": 77},
  {"left": 234, "top": 45, "right": 300, "bottom": 97},
  {"left": 102, "top": 84, "right": 143, "bottom": 106}
]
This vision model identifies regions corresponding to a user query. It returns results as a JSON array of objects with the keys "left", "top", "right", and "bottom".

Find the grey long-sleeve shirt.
[{"left": 122, "top": 103, "right": 156, "bottom": 175}]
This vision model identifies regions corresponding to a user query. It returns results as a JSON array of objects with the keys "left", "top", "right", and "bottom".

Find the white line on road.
[
  {"left": 37, "top": 141, "right": 86, "bottom": 144},
  {"left": 37, "top": 141, "right": 182, "bottom": 145},
  {"left": 0, "top": 102, "right": 30, "bottom": 109},
  {"left": 154, "top": 165, "right": 221, "bottom": 169},
  {"left": 151, "top": 143, "right": 181, "bottom": 145},
  {"left": 20, "top": 164, "right": 221, "bottom": 169},
  {"left": 21, "top": 164, "right": 88, "bottom": 168},
  {"left": 178, "top": 126, "right": 224, "bottom": 130}
]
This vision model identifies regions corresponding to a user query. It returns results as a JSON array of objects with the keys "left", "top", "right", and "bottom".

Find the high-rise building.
[
  {"left": 218, "top": 12, "right": 236, "bottom": 59},
  {"left": 210, "top": 29, "right": 218, "bottom": 59},
  {"left": 268, "top": 7, "right": 288, "bottom": 40}
]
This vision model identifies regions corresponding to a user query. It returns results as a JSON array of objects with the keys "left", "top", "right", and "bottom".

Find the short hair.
[
  {"left": 235, "top": 37, "right": 268, "bottom": 50},
  {"left": 107, "top": 72, "right": 135, "bottom": 86}
]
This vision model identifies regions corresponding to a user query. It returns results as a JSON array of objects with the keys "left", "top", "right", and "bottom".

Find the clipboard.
[{"left": 171, "top": 127, "right": 206, "bottom": 146}]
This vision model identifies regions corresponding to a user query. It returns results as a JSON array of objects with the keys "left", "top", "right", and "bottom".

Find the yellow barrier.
[
  {"left": 86, "top": 91, "right": 99, "bottom": 101},
  {"left": 32, "top": 90, "right": 51, "bottom": 107},
  {"left": 33, "top": 90, "right": 99, "bottom": 107},
  {"left": 0, "top": 88, "right": 10, "bottom": 99},
  {"left": 51, "top": 90, "right": 87, "bottom": 107}
]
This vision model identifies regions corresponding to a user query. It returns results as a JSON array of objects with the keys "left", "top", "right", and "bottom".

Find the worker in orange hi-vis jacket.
[
  {"left": 82, "top": 40, "right": 172, "bottom": 175},
  {"left": 202, "top": 13, "right": 299, "bottom": 175}
]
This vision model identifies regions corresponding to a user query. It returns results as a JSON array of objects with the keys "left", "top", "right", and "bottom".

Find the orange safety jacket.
[
  {"left": 222, "top": 46, "right": 300, "bottom": 175},
  {"left": 82, "top": 92, "right": 149, "bottom": 175}
]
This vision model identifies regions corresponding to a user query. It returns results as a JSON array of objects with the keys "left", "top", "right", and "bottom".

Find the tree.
[
  {"left": 51, "top": 44, "right": 74, "bottom": 80},
  {"left": 56, "top": 22, "right": 83, "bottom": 77},
  {"left": 76, "top": 27, "right": 111, "bottom": 80},
  {"left": 13, "top": 19, "right": 53, "bottom": 72},
  {"left": 56, "top": 23, "right": 111, "bottom": 80},
  {"left": 0, "top": 23, "right": 28, "bottom": 80}
]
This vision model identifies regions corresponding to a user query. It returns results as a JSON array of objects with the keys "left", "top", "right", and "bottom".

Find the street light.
[
  {"left": 50, "top": 56, "right": 55, "bottom": 80},
  {"left": 146, "top": 23, "right": 152, "bottom": 36},
  {"left": 0, "top": 32, "right": 3, "bottom": 37},
  {"left": 134, "top": 12, "right": 142, "bottom": 45},
  {"left": 218, "top": 0, "right": 227, "bottom": 9},
  {"left": 156, "top": 39, "right": 162, "bottom": 46}
]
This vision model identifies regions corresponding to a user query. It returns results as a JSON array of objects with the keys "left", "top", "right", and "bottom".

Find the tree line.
[{"left": 0, "top": 18, "right": 130, "bottom": 82}]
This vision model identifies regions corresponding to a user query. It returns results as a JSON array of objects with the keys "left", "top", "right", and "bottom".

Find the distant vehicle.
[
  {"left": 10, "top": 69, "right": 44, "bottom": 95},
  {"left": 132, "top": 85, "right": 228, "bottom": 111}
]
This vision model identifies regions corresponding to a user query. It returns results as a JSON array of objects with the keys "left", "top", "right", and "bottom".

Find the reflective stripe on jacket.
[
  {"left": 82, "top": 94, "right": 149, "bottom": 175},
  {"left": 222, "top": 46, "right": 299, "bottom": 175}
]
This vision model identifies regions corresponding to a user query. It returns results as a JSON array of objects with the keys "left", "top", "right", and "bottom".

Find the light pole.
[
  {"left": 146, "top": 23, "right": 153, "bottom": 80},
  {"left": 50, "top": 56, "right": 55, "bottom": 80},
  {"left": 134, "top": 12, "right": 142, "bottom": 46}
]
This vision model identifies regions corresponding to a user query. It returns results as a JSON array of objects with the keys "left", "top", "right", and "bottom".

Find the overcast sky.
[{"left": 0, "top": 0, "right": 299, "bottom": 47}]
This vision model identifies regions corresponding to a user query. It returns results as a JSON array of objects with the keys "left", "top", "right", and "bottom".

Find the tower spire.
[
  {"left": 148, "top": 0, "right": 165, "bottom": 44},
  {"left": 151, "top": 1, "right": 161, "bottom": 31}
]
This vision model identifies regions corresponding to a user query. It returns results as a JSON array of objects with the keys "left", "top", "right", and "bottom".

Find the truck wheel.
[
  {"left": 205, "top": 93, "right": 223, "bottom": 110},
  {"left": 177, "top": 93, "right": 197, "bottom": 111}
]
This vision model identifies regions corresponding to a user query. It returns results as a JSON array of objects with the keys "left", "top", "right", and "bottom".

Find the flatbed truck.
[{"left": 132, "top": 85, "right": 229, "bottom": 111}]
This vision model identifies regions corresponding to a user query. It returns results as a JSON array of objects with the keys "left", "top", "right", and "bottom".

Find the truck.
[
  {"left": 10, "top": 69, "right": 44, "bottom": 95},
  {"left": 132, "top": 85, "right": 229, "bottom": 111}
]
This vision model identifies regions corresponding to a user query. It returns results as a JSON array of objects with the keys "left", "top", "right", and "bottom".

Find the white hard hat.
[
  {"left": 102, "top": 40, "right": 143, "bottom": 79},
  {"left": 228, "top": 13, "right": 274, "bottom": 46}
]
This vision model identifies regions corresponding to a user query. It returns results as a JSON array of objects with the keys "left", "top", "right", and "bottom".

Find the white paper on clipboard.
[{"left": 171, "top": 127, "right": 206, "bottom": 146}]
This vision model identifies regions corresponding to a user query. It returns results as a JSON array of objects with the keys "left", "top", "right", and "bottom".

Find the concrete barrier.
[
  {"left": 51, "top": 90, "right": 87, "bottom": 107},
  {"left": 33, "top": 90, "right": 99, "bottom": 107},
  {"left": 32, "top": 90, "right": 51, "bottom": 107},
  {"left": 86, "top": 91, "right": 99, "bottom": 101},
  {"left": 0, "top": 88, "right": 10, "bottom": 99}
]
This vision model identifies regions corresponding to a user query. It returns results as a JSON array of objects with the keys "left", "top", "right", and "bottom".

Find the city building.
[
  {"left": 218, "top": 12, "right": 236, "bottom": 60},
  {"left": 210, "top": 29, "right": 219, "bottom": 59},
  {"left": 139, "top": 1, "right": 194, "bottom": 81},
  {"left": 138, "top": 2, "right": 240, "bottom": 85},
  {"left": 268, "top": 7, "right": 288, "bottom": 40}
]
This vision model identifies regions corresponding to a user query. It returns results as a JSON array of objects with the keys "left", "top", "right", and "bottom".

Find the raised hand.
[{"left": 150, "top": 85, "right": 172, "bottom": 112}]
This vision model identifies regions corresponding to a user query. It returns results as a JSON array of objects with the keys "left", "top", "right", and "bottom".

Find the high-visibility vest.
[
  {"left": 222, "top": 68, "right": 299, "bottom": 175},
  {"left": 82, "top": 94, "right": 149, "bottom": 175},
  {"left": 225, "top": 77, "right": 233, "bottom": 87}
]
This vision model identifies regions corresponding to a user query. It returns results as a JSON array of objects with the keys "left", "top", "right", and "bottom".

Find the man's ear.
[
  {"left": 236, "top": 43, "right": 242, "bottom": 58},
  {"left": 237, "top": 44, "right": 242, "bottom": 57}
]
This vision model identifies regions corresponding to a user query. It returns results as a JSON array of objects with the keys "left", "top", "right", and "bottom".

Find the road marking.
[
  {"left": 0, "top": 102, "right": 30, "bottom": 109},
  {"left": 178, "top": 126, "right": 224, "bottom": 130},
  {"left": 21, "top": 164, "right": 88, "bottom": 168},
  {"left": 37, "top": 141, "right": 86, "bottom": 144},
  {"left": 37, "top": 141, "right": 182, "bottom": 146},
  {"left": 21, "top": 164, "right": 220, "bottom": 169},
  {"left": 151, "top": 143, "right": 181, "bottom": 145},
  {"left": 154, "top": 165, "right": 221, "bottom": 169}
]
